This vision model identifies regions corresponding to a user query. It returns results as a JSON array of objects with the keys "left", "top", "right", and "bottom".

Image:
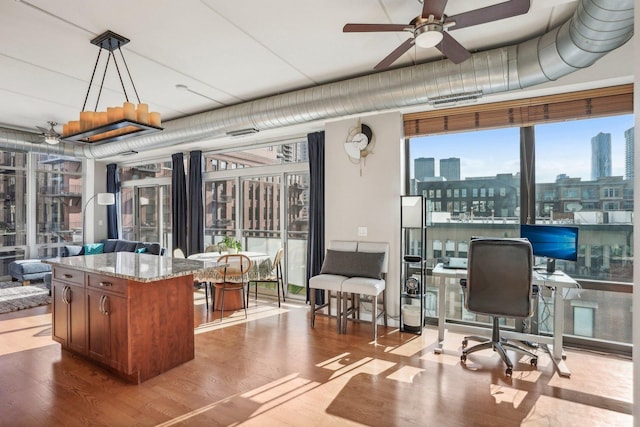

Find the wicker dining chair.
[{"left": 212, "top": 254, "right": 251, "bottom": 320}]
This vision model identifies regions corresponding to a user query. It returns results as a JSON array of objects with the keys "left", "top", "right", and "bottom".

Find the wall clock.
[{"left": 344, "top": 123, "right": 374, "bottom": 160}]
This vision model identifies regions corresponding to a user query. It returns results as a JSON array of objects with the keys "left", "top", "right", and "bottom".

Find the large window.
[
  {"left": 35, "top": 154, "right": 82, "bottom": 258},
  {"left": 0, "top": 151, "right": 28, "bottom": 276},
  {"left": 203, "top": 140, "right": 309, "bottom": 300},
  {"left": 408, "top": 108, "right": 633, "bottom": 352}
]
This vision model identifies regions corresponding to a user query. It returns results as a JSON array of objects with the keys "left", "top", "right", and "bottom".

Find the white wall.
[{"left": 325, "top": 111, "right": 403, "bottom": 319}]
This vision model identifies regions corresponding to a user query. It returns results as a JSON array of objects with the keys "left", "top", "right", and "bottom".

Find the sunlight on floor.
[{"left": 0, "top": 313, "right": 55, "bottom": 356}]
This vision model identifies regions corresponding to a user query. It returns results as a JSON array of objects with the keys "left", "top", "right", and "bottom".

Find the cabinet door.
[
  {"left": 87, "top": 290, "right": 128, "bottom": 370},
  {"left": 51, "top": 281, "right": 68, "bottom": 345},
  {"left": 52, "top": 281, "right": 86, "bottom": 352},
  {"left": 67, "top": 283, "right": 86, "bottom": 353},
  {"left": 87, "top": 290, "right": 109, "bottom": 363}
]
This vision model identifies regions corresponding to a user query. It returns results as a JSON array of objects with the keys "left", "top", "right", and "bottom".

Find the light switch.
[{"left": 358, "top": 226, "right": 368, "bottom": 236}]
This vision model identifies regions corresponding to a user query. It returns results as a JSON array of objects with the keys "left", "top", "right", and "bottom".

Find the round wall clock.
[{"left": 344, "top": 123, "right": 374, "bottom": 160}]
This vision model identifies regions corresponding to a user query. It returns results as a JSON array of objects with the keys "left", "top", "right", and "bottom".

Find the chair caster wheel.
[
  {"left": 461, "top": 339, "right": 468, "bottom": 349},
  {"left": 530, "top": 358, "right": 538, "bottom": 368},
  {"left": 505, "top": 368, "right": 513, "bottom": 377},
  {"left": 460, "top": 354, "right": 467, "bottom": 363}
]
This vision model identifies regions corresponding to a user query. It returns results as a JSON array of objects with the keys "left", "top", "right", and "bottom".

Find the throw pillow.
[
  {"left": 65, "top": 245, "right": 84, "bottom": 257},
  {"left": 84, "top": 243, "right": 105, "bottom": 255},
  {"left": 135, "top": 247, "right": 147, "bottom": 253},
  {"left": 320, "top": 249, "right": 385, "bottom": 279}
]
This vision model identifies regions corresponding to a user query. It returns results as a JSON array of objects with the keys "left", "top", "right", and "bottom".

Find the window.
[
  {"left": 407, "top": 102, "right": 633, "bottom": 351},
  {"left": 35, "top": 154, "right": 83, "bottom": 257}
]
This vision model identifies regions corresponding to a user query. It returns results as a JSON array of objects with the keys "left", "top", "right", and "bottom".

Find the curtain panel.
[
  {"left": 188, "top": 150, "right": 204, "bottom": 256},
  {"left": 106, "top": 163, "right": 119, "bottom": 239},
  {"left": 306, "top": 131, "right": 325, "bottom": 304},
  {"left": 172, "top": 153, "right": 188, "bottom": 255}
]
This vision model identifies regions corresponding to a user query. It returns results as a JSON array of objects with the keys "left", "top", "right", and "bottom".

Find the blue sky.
[{"left": 410, "top": 114, "right": 634, "bottom": 183}]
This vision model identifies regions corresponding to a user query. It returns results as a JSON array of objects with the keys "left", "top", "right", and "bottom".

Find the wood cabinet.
[
  {"left": 52, "top": 267, "right": 86, "bottom": 353},
  {"left": 49, "top": 256, "right": 195, "bottom": 384}
]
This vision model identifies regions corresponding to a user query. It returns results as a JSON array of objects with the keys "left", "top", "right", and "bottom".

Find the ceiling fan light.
[
  {"left": 415, "top": 25, "right": 443, "bottom": 48},
  {"left": 44, "top": 136, "right": 59, "bottom": 145}
]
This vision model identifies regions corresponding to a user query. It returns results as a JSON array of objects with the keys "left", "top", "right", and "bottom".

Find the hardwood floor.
[{"left": 0, "top": 292, "right": 633, "bottom": 426}]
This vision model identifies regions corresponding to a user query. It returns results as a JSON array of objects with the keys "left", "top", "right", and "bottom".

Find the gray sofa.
[{"left": 62, "top": 239, "right": 166, "bottom": 257}]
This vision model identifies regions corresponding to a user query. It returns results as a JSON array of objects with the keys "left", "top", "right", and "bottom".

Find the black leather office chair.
[{"left": 459, "top": 237, "right": 538, "bottom": 376}]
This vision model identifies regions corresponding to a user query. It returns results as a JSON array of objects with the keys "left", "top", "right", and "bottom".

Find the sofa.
[{"left": 61, "top": 238, "right": 166, "bottom": 257}]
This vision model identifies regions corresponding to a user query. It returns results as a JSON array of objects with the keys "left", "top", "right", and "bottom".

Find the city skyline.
[{"left": 410, "top": 114, "right": 634, "bottom": 183}]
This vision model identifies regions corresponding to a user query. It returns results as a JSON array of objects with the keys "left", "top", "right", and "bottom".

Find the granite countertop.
[{"left": 45, "top": 252, "right": 206, "bottom": 283}]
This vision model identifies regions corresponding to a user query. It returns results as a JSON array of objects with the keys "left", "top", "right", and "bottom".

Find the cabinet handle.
[
  {"left": 64, "top": 286, "right": 72, "bottom": 304},
  {"left": 98, "top": 295, "right": 104, "bottom": 314},
  {"left": 99, "top": 281, "right": 112, "bottom": 287},
  {"left": 102, "top": 295, "right": 110, "bottom": 316},
  {"left": 61, "top": 286, "right": 69, "bottom": 304},
  {"left": 63, "top": 273, "right": 73, "bottom": 279}
]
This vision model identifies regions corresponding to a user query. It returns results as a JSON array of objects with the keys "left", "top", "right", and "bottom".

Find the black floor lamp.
[{"left": 82, "top": 192, "right": 115, "bottom": 246}]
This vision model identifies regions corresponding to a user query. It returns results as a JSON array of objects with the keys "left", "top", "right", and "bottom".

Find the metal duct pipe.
[
  {"left": 0, "top": 127, "right": 74, "bottom": 156},
  {"left": 1, "top": 0, "right": 633, "bottom": 158}
]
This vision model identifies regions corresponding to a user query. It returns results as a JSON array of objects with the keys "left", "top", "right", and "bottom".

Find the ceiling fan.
[
  {"left": 343, "top": 0, "right": 531, "bottom": 70},
  {"left": 36, "top": 121, "right": 60, "bottom": 145}
]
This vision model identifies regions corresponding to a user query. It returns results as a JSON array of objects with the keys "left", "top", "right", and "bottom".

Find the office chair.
[{"left": 459, "top": 237, "right": 538, "bottom": 377}]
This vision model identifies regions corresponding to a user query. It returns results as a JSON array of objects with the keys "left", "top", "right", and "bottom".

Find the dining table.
[{"left": 188, "top": 251, "right": 273, "bottom": 311}]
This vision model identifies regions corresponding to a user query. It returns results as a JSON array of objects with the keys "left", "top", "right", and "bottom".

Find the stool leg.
[
  {"left": 342, "top": 292, "right": 349, "bottom": 334},
  {"left": 336, "top": 291, "right": 342, "bottom": 334},
  {"left": 382, "top": 289, "right": 387, "bottom": 327},
  {"left": 310, "top": 288, "right": 316, "bottom": 328},
  {"left": 372, "top": 295, "right": 378, "bottom": 341}
]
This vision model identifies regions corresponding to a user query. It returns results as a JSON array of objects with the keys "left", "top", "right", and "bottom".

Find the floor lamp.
[{"left": 82, "top": 192, "right": 116, "bottom": 246}]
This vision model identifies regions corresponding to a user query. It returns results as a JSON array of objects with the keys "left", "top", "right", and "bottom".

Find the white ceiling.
[{"left": 0, "top": 0, "right": 630, "bottom": 163}]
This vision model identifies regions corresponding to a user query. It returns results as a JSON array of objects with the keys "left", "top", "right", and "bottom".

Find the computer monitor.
[{"left": 520, "top": 224, "right": 579, "bottom": 272}]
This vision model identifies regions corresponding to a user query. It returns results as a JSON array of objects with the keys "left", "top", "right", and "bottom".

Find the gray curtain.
[
  {"left": 106, "top": 163, "right": 119, "bottom": 239},
  {"left": 188, "top": 150, "right": 204, "bottom": 256},
  {"left": 172, "top": 153, "right": 188, "bottom": 255},
  {"left": 306, "top": 131, "right": 325, "bottom": 304}
]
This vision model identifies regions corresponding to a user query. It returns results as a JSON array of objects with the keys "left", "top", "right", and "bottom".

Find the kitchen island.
[{"left": 46, "top": 252, "right": 205, "bottom": 384}]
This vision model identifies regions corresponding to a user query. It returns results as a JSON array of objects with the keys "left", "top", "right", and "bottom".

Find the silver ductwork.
[
  {"left": 0, "top": 127, "right": 75, "bottom": 155},
  {"left": 1, "top": 0, "right": 633, "bottom": 159}
]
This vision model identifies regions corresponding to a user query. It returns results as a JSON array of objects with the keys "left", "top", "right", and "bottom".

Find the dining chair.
[
  {"left": 212, "top": 254, "right": 251, "bottom": 320},
  {"left": 205, "top": 244, "right": 219, "bottom": 253},
  {"left": 247, "top": 247, "right": 286, "bottom": 307},
  {"left": 173, "top": 248, "right": 186, "bottom": 258}
]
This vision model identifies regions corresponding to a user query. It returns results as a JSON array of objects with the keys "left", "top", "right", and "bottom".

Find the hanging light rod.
[{"left": 61, "top": 30, "right": 163, "bottom": 145}]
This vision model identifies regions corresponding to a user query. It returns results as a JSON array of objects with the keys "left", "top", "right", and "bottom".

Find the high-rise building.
[
  {"left": 415, "top": 157, "right": 435, "bottom": 181},
  {"left": 440, "top": 157, "right": 461, "bottom": 181},
  {"left": 591, "top": 132, "right": 612, "bottom": 180},
  {"left": 624, "top": 127, "right": 634, "bottom": 180}
]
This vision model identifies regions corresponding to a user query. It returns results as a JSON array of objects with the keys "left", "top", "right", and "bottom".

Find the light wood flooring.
[{"left": 0, "top": 291, "right": 633, "bottom": 426}]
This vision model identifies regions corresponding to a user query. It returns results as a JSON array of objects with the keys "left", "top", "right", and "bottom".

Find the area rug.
[{"left": 0, "top": 281, "right": 51, "bottom": 314}]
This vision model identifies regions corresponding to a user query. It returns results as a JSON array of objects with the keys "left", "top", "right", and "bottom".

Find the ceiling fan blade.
[
  {"left": 422, "top": 0, "right": 448, "bottom": 19},
  {"left": 344, "top": 23, "right": 413, "bottom": 33},
  {"left": 35, "top": 126, "right": 48, "bottom": 133},
  {"left": 448, "top": 0, "right": 530, "bottom": 31},
  {"left": 374, "top": 38, "right": 415, "bottom": 70},
  {"left": 436, "top": 32, "right": 471, "bottom": 64}
]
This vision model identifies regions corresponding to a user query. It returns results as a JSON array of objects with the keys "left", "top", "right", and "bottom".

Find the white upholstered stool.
[
  {"left": 309, "top": 240, "right": 357, "bottom": 334},
  {"left": 340, "top": 242, "right": 389, "bottom": 340}
]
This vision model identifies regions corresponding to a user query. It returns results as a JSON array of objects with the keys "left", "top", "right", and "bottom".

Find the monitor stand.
[{"left": 546, "top": 258, "right": 556, "bottom": 273}]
